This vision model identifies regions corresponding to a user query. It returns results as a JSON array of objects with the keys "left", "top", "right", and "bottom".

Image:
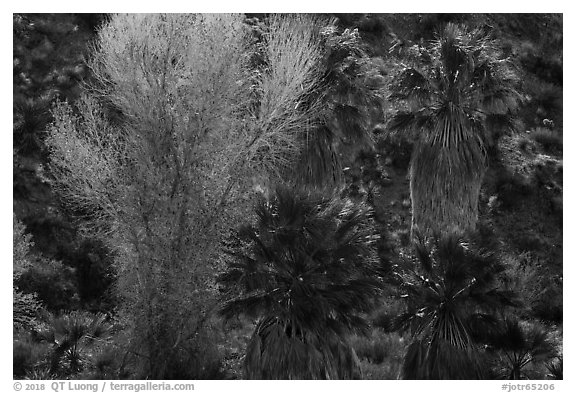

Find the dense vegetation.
[{"left": 13, "top": 13, "right": 562, "bottom": 380}]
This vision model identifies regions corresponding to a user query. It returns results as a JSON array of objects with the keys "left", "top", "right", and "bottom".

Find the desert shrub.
[
  {"left": 502, "top": 253, "right": 562, "bottom": 323},
  {"left": 17, "top": 259, "right": 79, "bottom": 312},
  {"left": 374, "top": 126, "right": 413, "bottom": 169},
  {"left": 493, "top": 170, "right": 533, "bottom": 209},
  {"left": 14, "top": 209, "right": 78, "bottom": 316},
  {"left": 530, "top": 128, "right": 562, "bottom": 152},
  {"left": 533, "top": 283, "right": 563, "bottom": 323},
  {"left": 357, "top": 15, "right": 386, "bottom": 35},
  {"left": 21, "top": 213, "right": 77, "bottom": 262},
  {"left": 371, "top": 296, "right": 407, "bottom": 331},
  {"left": 360, "top": 359, "right": 401, "bottom": 380},
  {"left": 74, "top": 13, "right": 108, "bottom": 32},
  {"left": 391, "top": 228, "right": 411, "bottom": 246},
  {"left": 77, "top": 346, "right": 119, "bottom": 379},
  {"left": 352, "top": 329, "right": 404, "bottom": 379},
  {"left": 13, "top": 338, "right": 50, "bottom": 378},
  {"left": 520, "top": 52, "right": 563, "bottom": 86},
  {"left": 14, "top": 214, "right": 33, "bottom": 278},
  {"left": 474, "top": 219, "right": 500, "bottom": 249},
  {"left": 513, "top": 233, "right": 551, "bottom": 253},
  {"left": 517, "top": 135, "right": 533, "bottom": 152},
  {"left": 350, "top": 330, "right": 405, "bottom": 366},
  {"left": 14, "top": 289, "right": 43, "bottom": 331},
  {"left": 350, "top": 334, "right": 386, "bottom": 364},
  {"left": 70, "top": 239, "right": 115, "bottom": 310},
  {"left": 520, "top": 79, "right": 562, "bottom": 129}
]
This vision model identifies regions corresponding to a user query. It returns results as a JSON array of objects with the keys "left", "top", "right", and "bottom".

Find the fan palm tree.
[
  {"left": 295, "top": 22, "right": 384, "bottom": 188},
  {"left": 218, "top": 185, "right": 385, "bottom": 379},
  {"left": 36, "top": 311, "right": 112, "bottom": 375},
  {"left": 14, "top": 96, "right": 52, "bottom": 156},
  {"left": 387, "top": 23, "right": 521, "bottom": 236},
  {"left": 392, "top": 235, "right": 518, "bottom": 379},
  {"left": 488, "top": 318, "right": 557, "bottom": 380},
  {"left": 546, "top": 356, "right": 563, "bottom": 380}
]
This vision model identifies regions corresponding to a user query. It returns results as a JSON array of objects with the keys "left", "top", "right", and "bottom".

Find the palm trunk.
[{"left": 410, "top": 140, "right": 486, "bottom": 238}]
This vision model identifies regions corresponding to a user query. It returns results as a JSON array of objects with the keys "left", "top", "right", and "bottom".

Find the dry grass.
[{"left": 349, "top": 330, "right": 405, "bottom": 379}]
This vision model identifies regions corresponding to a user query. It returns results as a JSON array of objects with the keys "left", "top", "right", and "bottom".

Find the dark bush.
[
  {"left": 357, "top": 15, "right": 386, "bottom": 35},
  {"left": 517, "top": 136, "right": 533, "bottom": 152},
  {"left": 17, "top": 259, "right": 79, "bottom": 312},
  {"left": 513, "top": 233, "right": 550, "bottom": 253},
  {"left": 520, "top": 52, "right": 563, "bottom": 86},
  {"left": 71, "top": 239, "right": 115, "bottom": 309},
  {"left": 13, "top": 338, "right": 49, "bottom": 378},
  {"left": 22, "top": 214, "right": 76, "bottom": 263},
  {"left": 375, "top": 129, "right": 413, "bottom": 170},
  {"left": 493, "top": 171, "right": 533, "bottom": 209},
  {"left": 521, "top": 81, "right": 563, "bottom": 128},
  {"left": 13, "top": 340, "right": 34, "bottom": 377},
  {"left": 74, "top": 14, "right": 109, "bottom": 32},
  {"left": 532, "top": 273, "right": 563, "bottom": 323},
  {"left": 504, "top": 253, "right": 562, "bottom": 323},
  {"left": 350, "top": 333, "right": 387, "bottom": 364},
  {"left": 530, "top": 128, "right": 562, "bottom": 152}
]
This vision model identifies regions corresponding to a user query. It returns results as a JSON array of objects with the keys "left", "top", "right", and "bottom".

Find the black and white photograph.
[{"left": 10, "top": 8, "right": 565, "bottom": 385}]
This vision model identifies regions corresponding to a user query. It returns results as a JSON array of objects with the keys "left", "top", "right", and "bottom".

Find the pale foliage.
[
  {"left": 46, "top": 13, "right": 327, "bottom": 378},
  {"left": 14, "top": 214, "right": 33, "bottom": 280},
  {"left": 13, "top": 215, "right": 42, "bottom": 330},
  {"left": 249, "top": 15, "right": 326, "bottom": 177}
]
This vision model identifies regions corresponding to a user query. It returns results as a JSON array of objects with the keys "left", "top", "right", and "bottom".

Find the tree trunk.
[{"left": 410, "top": 141, "right": 486, "bottom": 238}]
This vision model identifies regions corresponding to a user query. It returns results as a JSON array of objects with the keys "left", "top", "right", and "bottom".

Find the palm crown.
[
  {"left": 488, "top": 318, "right": 558, "bottom": 379},
  {"left": 388, "top": 23, "right": 521, "bottom": 235},
  {"left": 296, "top": 23, "right": 384, "bottom": 188},
  {"left": 393, "top": 235, "right": 518, "bottom": 379},
  {"left": 219, "top": 185, "right": 385, "bottom": 378}
]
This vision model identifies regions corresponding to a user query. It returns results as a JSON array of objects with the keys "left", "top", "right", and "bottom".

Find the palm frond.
[
  {"left": 219, "top": 186, "right": 385, "bottom": 378},
  {"left": 244, "top": 317, "right": 361, "bottom": 379},
  {"left": 389, "top": 68, "right": 432, "bottom": 103},
  {"left": 388, "top": 22, "right": 521, "bottom": 235},
  {"left": 394, "top": 234, "right": 519, "bottom": 379},
  {"left": 546, "top": 356, "right": 563, "bottom": 380}
]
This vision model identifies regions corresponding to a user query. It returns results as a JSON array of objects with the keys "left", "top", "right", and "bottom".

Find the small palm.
[
  {"left": 489, "top": 318, "right": 557, "bottom": 379},
  {"left": 393, "top": 235, "right": 518, "bottom": 379},
  {"left": 37, "top": 311, "right": 112, "bottom": 375}
]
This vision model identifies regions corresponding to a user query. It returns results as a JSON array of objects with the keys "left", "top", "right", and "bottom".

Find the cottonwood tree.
[{"left": 47, "top": 13, "right": 327, "bottom": 378}]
